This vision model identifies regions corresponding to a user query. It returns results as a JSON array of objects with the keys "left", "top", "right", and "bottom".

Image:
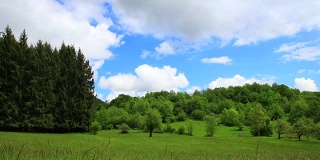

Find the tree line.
[
  {"left": 94, "top": 83, "right": 320, "bottom": 140},
  {"left": 0, "top": 26, "right": 95, "bottom": 132}
]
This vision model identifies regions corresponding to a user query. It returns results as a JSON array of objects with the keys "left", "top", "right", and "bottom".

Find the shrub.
[
  {"left": 176, "top": 111, "right": 187, "bottom": 121},
  {"left": 191, "top": 109, "right": 206, "bottom": 120},
  {"left": 89, "top": 121, "right": 101, "bottom": 135},
  {"left": 177, "top": 126, "right": 185, "bottom": 135},
  {"left": 164, "top": 123, "right": 176, "bottom": 133},
  {"left": 186, "top": 121, "right": 194, "bottom": 136},
  {"left": 116, "top": 123, "right": 131, "bottom": 134}
]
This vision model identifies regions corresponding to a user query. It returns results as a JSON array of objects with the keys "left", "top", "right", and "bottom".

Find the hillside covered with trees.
[
  {"left": 96, "top": 82, "right": 320, "bottom": 140},
  {"left": 0, "top": 26, "right": 95, "bottom": 132}
]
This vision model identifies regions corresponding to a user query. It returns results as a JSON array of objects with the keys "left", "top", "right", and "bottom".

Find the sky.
[{"left": 1, "top": 0, "right": 320, "bottom": 101}]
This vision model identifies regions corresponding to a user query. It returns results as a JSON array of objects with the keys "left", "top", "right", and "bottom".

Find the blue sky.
[{"left": 1, "top": 0, "right": 320, "bottom": 101}]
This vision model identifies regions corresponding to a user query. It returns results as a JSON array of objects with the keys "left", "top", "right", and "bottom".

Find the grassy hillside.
[{"left": 0, "top": 121, "right": 319, "bottom": 159}]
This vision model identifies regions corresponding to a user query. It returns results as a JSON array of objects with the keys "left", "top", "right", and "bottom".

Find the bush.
[
  {"left": 177, "top": 126, "right": 185, "bottom": 135},
  {"left": 164, "top": 123, "right": 176, "bottom": 133},
  {"left": 191, "top": 109, "right": 206, "bottom": 120},
  {"left": 116, "top": 123, "right": 131, "bottom": 134},
  {"left": 176, "top": 111, "right": 187, "bottom": 121},
  {"left": 89, "top": 121, "right": 101, "bottom": 135},
  {"left": 186, "top": 121, "right": 194, "bottom": 136},
  {"left": 314, "top": 122, "right": 320, "bottom": 140}
]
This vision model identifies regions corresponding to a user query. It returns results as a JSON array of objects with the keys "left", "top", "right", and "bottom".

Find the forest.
[
  {"left": 1, "top": 26, "right": 320, "bottom": 141},
  {"left": 95, "top": 83, "right": 320, "bottom": 140},
  {"left": 0, "top": 26, "right": 95, "bottom": 132}
]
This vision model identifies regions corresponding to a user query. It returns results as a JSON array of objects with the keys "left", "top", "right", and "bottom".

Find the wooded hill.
[
  {"left": 0, "top": 26, "right": 95, "bottom": 132},
  {"left": 97, "top": 79, "right": 320, "bottom": 139}
]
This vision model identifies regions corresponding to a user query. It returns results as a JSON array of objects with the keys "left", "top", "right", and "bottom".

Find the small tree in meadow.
[
  {"left": 90, "top": 121, "right": 102, "bottom": 135},
  {"left": 274, "top": 119, "right": 290, "bottom": 139},
  {"left": 204, "top": 115, "right": 218, "bottom": 137},
  {"left": 116, "top": 123, "right": 131, "bottom": 134},
  {"left": 186, "top": 120, "right": 194, "bottom": 136},
  {"left": 292, "top": 116, "right": 315, "bottom": 141},
  {"left": 145, "top": 108, "right": 162, "bottom": 137}
]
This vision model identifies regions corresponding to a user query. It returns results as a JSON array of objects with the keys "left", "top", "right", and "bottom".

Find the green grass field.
[{"left": 0, "top": 120, "right": 319, "bottom": 159}]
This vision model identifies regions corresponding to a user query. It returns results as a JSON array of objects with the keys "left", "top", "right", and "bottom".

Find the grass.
[{"left": 0, "top": 121, "right": 319, "bottom": 159}]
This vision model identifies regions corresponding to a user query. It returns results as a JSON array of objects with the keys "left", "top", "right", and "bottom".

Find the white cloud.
[
  {"left": 186, "top": 86, "right": 202, "bottom": 95},
  {"left": 0, "top": 0, "right": 123, "bottom": 60},
  {"left": 275, "top": 42, "right": 320, "bottom": 61},
  {"left": 91, "top": 59, "right": 105, "bottom": 81},
  {"left": 208, "top": 74, "right": 273, "bottom": 89},
  {"left": 108, "top": 0, "right": 320, "bottom": 46},
  {"left": 140, "top": 50, "right": 151, "bottom": 59},
  {"left": 201, "top": 56, "right": 232, "bottom": 65},
  {"left": 297, "top": 69, "right": 320, "bottom": 74},
  {"left": 274, "top": 42, "right": 310, "bottom": 53},
  {"left": 155, "top": 41, "right": 175, "bottom": 55},
  {"left": 294, "top": 78, "right": 318, "bottom": 92},
  {"left": 98, "top": 64, "right": 189, "bottom": 101}
]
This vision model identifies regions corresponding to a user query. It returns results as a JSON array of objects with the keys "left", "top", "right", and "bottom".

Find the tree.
[
  {"left": 220, "top": 107, "right": 239, "bottom": 126},
  {"left": 204, "top": 115, "right": 218, "bottom": 137},
  {"left": 274, "top": 119, "right": 290, "bottom": 139},
  {"left": 105, "top": 106, "right": 129, "bottom": 127},
  {"left": 145, "top": 108, "right": 162, "bottom": 137},
  {"left": 89, "top": 121, "right": 101, "bottom": 135},
  {"left": 96, "top": 107, "right": 108, "bottom": 129},
  {"left": 127, "top": 112, "right": 144, "bottom": 130},
  {"left": 186, "top": 120, "right": 194, "bottom": 136},
  {"left": 288, "top": 100, "right": 308, "bottom": 124},
  {"left": 314, "top": 122, "right": 320, "bottom": 140},
  {"left": 248, "top": 103, "right": 272, "bottom": 136},
  {"left": 292, "top": 117, "right": 315, "bottom": 141}
]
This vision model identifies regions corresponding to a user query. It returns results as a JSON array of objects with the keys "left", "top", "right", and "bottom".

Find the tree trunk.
[
  {"left": 278, "top": 133, "right": 281, "bottom": 139},
  {"left": 298, "top": 134, "right": 302, "bottom": 141},
  {"left": 149, "top": 128, "right": 153, "bottom": 137}
]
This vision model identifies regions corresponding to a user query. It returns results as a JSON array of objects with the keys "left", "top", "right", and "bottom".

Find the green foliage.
[
  {"left": 204, "top": 115, "right": 218, "bottom": 137},
  {"left": 89, "top": 121, "right": 101, "bottom": 135},
  {"left": 177, "top": 125, "right": 185, "bottom": 135},
  {"left": 105, "top": 106, "right": 129, "bottom": 128},
  {"left": 314, "top": 122, "right": 320, "bottom": 140},
  {"left": 288, "top": 100, "right": 308, "bottom": 124},
  {"left": 96, "top": 107, "right": 108, "bottom": 129},
  {"left": 292, "top": 116, "right": 315, "bottom": 141},
  {"left": 274, "top": 119, "right": 290, "bottom": 139},
  {"left": 116, "top": 123, "right": 131, "bottom": 134},
  {"left": 221, "top": 108, "right": 239, "bottom": 126},
  {"left": 248, "top": 103, "right": 272, "bottom": 136},
  {"left": 164, "top": 123, "right": 176, "bottom": 133},
  {"left": 190, "top": 109, "right": 206, "bottom": 120},
  {"left": 186, "top": 120, "right": 194, "bottom": 136},
  {"left": 127, "top": 113, "right": 144, "bottom": 130},
  {"left": 0, "top": 26, "right": 94, "bottom": 132},
  {"left": 145, "top": 108, "right": 162, "bottom": 137},
  {"left": 175, "top": 109, "right": 187, "bottom": 121}
]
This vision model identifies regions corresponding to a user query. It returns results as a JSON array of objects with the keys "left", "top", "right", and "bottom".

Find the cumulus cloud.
[
  {"left": 98, "top": 64, "right": 189, "bottom": 101},
  {"left": 186, "top": 86, "right": 202, "bottom": 95},
  {"left": 208, "top": 74, "right": 273, "bottom": 89},
  {"left": 275, "top": 42, "right": 320, "bottom": 62},
  {"left": 0, "top": 0, "right": 123, "bottom": 64},
  {"left": 108, "top": 0, "right": 320, "bottom": 47},
  {"left": 294, "top": 78, "right": 318, "bottom": 92},
  {"left": 155, "top": 41, "right": 175, "bottom": 55},
  {"left": 201, "top": 56, "right": 232, "bottom": 65}
]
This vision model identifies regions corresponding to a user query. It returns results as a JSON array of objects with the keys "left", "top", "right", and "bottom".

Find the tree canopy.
[{"left": 0, "top": 26, "right": 95, "bottom": 132}]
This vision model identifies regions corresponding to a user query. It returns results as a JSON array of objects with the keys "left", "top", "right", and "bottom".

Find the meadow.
[{"left": 0, "top": 120, "right": 319, "bottom": 160}]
